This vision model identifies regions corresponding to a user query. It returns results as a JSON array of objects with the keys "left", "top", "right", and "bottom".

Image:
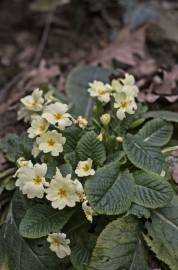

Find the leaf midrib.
[
  {"left": 143, "top": 125, "right": 164, "bottom": 142},
  {"left": 154, "top": 211, "right": 178, "bottom": 231}
]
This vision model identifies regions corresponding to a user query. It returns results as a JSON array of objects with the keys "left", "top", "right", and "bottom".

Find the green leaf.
[
  {"left": 127, "top": 203, "right": 151, "bottom": 219},
  {"left": 85, "top": 161, "right": 135, "bottom": 215},
  {"left": 88, "top": 216, "right": 149, "bottom": 270},
  {"left": 19, "top": 204, "right": 74, "bottom": 239},
  {"left": 145, "top": 110, "right": 178, "bottom": 123},
  {"left": 106, "top": 150, "right": 126, "bottom": 164},
  {"left": 111, "top": 103, "right": 148, "bottom": 135},
  {"left": 144, "top": 196, "right": 178, "bottom": 270},
  {"left": 66, "top": 65, "right": 112, "bottom": 118},
  {"left": 60, "top": 163, "right": 73, "bottom": 177},
  {"left": 64, "top": 151, "right": 78, "bottom": 169},
  {"left": 5, "top": 192, "right": 69, "bottom": 270},
  {"left": 63, "top": 126, "right": 83, "bottom": 153},
  {"left": 0, "top": 133, "right": 32, "bottom": 162},
  {"left": 123, "top": 134, "right": 166, "bottom": 174},
  {"left": 138, "top": 119, "right": 173, "bottom": 146},
  {"left": 133, "top": 171, "right": 173, "bottom": 208},
  {"left": 6, "top": 223, "right": 69, "bottom": 270},
  {"left": 76, "top": 131, "right": 106, "bottom": 166},
  {"left": 0, "top": 226, "right": 6, "bottom": 268},
  {"left": 69, "top": 220, "right": 97, "bottom": 270}
]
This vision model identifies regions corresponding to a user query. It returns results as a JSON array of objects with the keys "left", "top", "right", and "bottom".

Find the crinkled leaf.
[
  {"left": 76, "top": 131, "right": 106, "bottom": 166},
  {"left": 6, "top": 223, "right": 69, "bottom": 270},
  {"left": 145, "top": 110, "right": 178, "bottom": 123},
  {"left": 5, "top": 192, "right": 69, "bottom": 270},
  {"left": 133, "top": 171, "right": 173, "bottom": 208},
  {"left": 63, "top": 126, "right": 83, "bottom": 153},
  {"left": 64, "top": 151, "right": 78, "bottom": 169},
  {"left": 123, "top": 134, "right": 166, "bottom": 174},
  {"left": 138, "top": 119, "right": 173, "bottom": 146},
  {"left": 85, "top": 161, "right": 135, "bottom": 215},
  {"left": 60, "top": 163, "right": 73, "bottom": 177},
  {"left": 106, "top": 150, "right": 126, "bottom": 164},
  {"left": 127, "top": 203, "right": 151, "bottom": 219},
  {"left": 66, "top": 65, "right": 112, "bottom": 118},
  {"left": 69, "top": 221, "right": 97, "bottom": 270},
  {"left": 19, "top": 204, "right": 74, "bottom": 239},
  {"left": 144, "top": 196, "right": 178, "bottom": 270},
  {"left": 88, "top": 216, "right": 149, "bottom": 270},
  {"left": 0, "top": 133, "right": 33, "bottom": 162}
]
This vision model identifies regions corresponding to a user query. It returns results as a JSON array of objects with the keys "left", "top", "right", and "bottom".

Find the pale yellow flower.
[
  {"left": 75, "top": 116, "right": 88, "bottom": 129},
  {"left": 75, "top": 159, "right": 95, "bottom": 177},
  {"left": 111, "top": 79, "right": 123, "bottom": 93},
  {"left": 44, "top": 90, "right": 57, "bottom": 104},
  {"left": 42, "top": 102, "right": 72, "bottom": 130},
  {"left": 14, "top": 158, "right": 33, "bottom": 177},
  {"left": 32, "top": 141, "right": 40, "bottom": 158},
  {"left": 73, "top": 179, "right": 85, "bottom": 201},
  {"left": 121, "top": 73, "right": 135, "bottom": 86},
  {"left": 15, "top": 163, "right": 48, "bottom": 199},
  {"left": 112, "top": 73, "right": 139, "bottom": 98},
  {"left": 16, "top": 157, "right": 33, "bottom": 168},
  {"left": 46, "top": 168, "right": 80, "bottom": 209},
  {"left": 82, "top": 200, "right": 93, "bottom": 223},
  {"left": 100, "top": 113, "right": 111, "bottom": 126},
  {"left": 27, "top": 115, "right": 49, "bottom": 138},
  {"left": 36, "top": 130, "right": 66, "bottom": 156},
  {"left": 47, "top": 233, "right": 71, "bottom": 258},
  {"left": 88, "top": 81, "right": 111, "bottom": 103},
  {"left": 114, "top": 92, "right": 137, "bottom": 120},
  {"left": 97, "top": 133, "right": 103, "bottom": 142},
  {"left": 21, "top": 88, "right": 44, "bottom": 111},
  {"left": 17, "top": 106, "right": 32, "bottom": 123}
]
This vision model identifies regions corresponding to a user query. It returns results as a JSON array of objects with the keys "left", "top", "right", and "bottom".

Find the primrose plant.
[{"left": 3, "top": 66, "right": 178, "bottom": 270}]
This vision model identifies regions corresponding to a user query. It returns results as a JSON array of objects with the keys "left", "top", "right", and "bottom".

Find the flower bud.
[
  {"left": 97, "top": 133, "right": 103, "bottom": 142},
  {"left": 76, "top": 116, "right": 88, "bottom": 129},
  {"left": 100, "top": 113, "right": 111, "bottom": 126},
  {"left": 116, "top": 136, "right": 123, "bottom": 143}
]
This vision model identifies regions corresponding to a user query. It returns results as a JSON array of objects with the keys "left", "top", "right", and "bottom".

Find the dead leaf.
[
  {"left": 24, "top": 60, "right": 60, "bottom": 87},
  {"left": 138, "top": 65, "right": 178, "bottom": 103},
  {"left": 90, "top": 27, "right": 146, "bottom": 67}
]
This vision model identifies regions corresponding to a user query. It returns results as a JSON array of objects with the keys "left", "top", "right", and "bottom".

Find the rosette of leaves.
[{"left": 1, "top": 65, "right": 178, "bottom": 270}]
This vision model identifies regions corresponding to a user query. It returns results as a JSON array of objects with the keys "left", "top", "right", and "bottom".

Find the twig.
[{"left": 32, "top": 11, "right": 53, "bottom": 67}]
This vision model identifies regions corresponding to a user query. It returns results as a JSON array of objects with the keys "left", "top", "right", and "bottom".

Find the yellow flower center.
[
  {"left": 82, "top": 164, "right": 90, "bottom": 172},
  {"left": 58, "top": 188, "right": 67, "bottom": 198},
  {"left": 38, "top": 124, "right": 46, "bottom": 132},
  {"left": 98, "top": 89, "right": 106, "bottom": 96},
  {"left": 120, "top": 101, "right": 128, "bottom": 109},
  {"left": 47, "top": 138, "right": 55, "bottom": 146},
  {"left": 54, "top": 113, "right": 63, "bottom": 120},
  {"left": 31, "top": 100, "right": 37, "bottom": 107},
  {"left": 85, "top": 210, "right": 92, "bottom": 219},
  {"left": 33, "top": 176, "right": 42, "bottom": 185},
  {"left": 52, "top": 239, "right": 60, "bottom": 246}
]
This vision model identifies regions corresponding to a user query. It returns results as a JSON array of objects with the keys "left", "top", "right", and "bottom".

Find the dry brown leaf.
[
  {"left": 91, "top": 27, "right": 147, "bottom": 67},
  {"left": 138, "top": 65, "right": 178, "bottom": 103},
  {"left": 24, "top": 59, "right": 60, "bottom": 87}
]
